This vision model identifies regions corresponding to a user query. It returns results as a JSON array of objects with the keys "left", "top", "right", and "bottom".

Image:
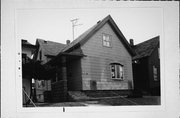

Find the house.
[
  {"left": 46, "top": 15, "right": 136, "bottom": 102},
  {"left": 33, "top": 39, "right": 66, "bottom": 102},
  {"left": 21, "top": 39, "right": 37, "bottom": 104},
  {"left": 131, "top": 36, "right": 160, "bottom": 96},
  {"left": 33, "top": 39, "right": 67, "bottom": 65}
]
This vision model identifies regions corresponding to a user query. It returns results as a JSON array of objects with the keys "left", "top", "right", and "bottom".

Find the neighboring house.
[
  {"left": 33, "top": 39, "right": 66, "bottom": 102},
  {"left": 22, "top": 39, "right": 36, "bottom": 104},
  {"left": 46, "top": 15, "right": 136, "bottom": 102},
  {"left": 131, "top": 36, "right": 160, "bottom": 96},
  {"left": 34, "top": 39, "right": 67, "bottom": 64}
]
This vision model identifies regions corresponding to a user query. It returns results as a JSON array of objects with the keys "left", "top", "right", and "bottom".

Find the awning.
[{"left": 46, "top": 52, "right": 85, "bottom": 66}]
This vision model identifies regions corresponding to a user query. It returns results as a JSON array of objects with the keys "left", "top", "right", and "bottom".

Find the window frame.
[
  {"left": 22, "top": 53, "right": 27, "bottom": 64},
  {"left": 102, "top": 33, "right": 112, "bottom": 47},
  {"left": 158, "top": 47, "right": 160, "bottom": 59},
  {"left": 110, "top": 63, "right": 124, "bottom": 80},
  {"left": 153, "top": 65, "right": 158, "bottom": 81}
]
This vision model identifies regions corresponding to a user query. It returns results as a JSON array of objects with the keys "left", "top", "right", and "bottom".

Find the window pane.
[
  {"left": 106, "top": 42, "right": 110, "bottom": 47},
  {"left": 102, "top": 34, "right": 111, "bottom": 47},
  {"left": 111, "top": 65, "right": 115, "bottom": 78},
  {"left": 116, "top": 65, "right": 120, "bottom": 78},
  {"left": 106, "top": 35, "right": 109, "bottom": 41},
  {"left": 153, "top": 66, "right": 158, "bottom": 81},
  {"left": 103, "top": 35, "right": 106, "bottom": 41},
  {"left": 111, "top": 64, "right": 123, "bottom": 80},
  {"left": 103, "top": 40, "right": 106, "bottom": 46},
  {"left": 158, "top": 48, "right": 160, "bottom": 59},
  {"left": 120, "top": 66, "right": 123, "bottom": 79}
]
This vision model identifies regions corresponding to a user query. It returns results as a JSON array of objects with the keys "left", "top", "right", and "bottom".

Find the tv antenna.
[{"left": 71, "top": 18, "right": 82, "bottom": 40}]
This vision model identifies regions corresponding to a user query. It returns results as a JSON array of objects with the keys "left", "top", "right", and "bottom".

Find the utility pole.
[{"left": 70, "top": 18, "right": 82, "bottom": 40}]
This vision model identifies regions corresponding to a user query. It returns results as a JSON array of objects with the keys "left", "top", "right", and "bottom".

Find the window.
[
  {"left": 110, "top": 63, "right": 124, "bottom": 80},
  {"left": 102, "top": 34, "right": 111, "bottom": 47},
  {"left": 158, "top": 47, "right": 160, "bottom": 59},
  {"left": 153, "top": 66, "right": 158, "bottom": 81},
  {"left": 22, "top": 53, "right": 27, "bottom": 64},
  {"left": 37, "top": 80, "right": 45, "bottom": 88}
]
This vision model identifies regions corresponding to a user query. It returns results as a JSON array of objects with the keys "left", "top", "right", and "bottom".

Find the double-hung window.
[
  {"left": 110, "top": 63, "right": 124, "bottom": 80},
  {"left": 102, "top": 33, "right": 111, "bottom": 47}
]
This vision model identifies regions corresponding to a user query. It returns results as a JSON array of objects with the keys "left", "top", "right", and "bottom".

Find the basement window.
[
  {"left": 102, "top": 33, "right": 112, "bottom": 47},
  {"left": 110, "top": 63, "right": 124, "bottom": 80}
]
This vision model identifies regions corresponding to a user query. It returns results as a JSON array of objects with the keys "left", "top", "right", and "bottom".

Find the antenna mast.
[{"left": 71, "top": 18, "right": 82, "bottom": 40}]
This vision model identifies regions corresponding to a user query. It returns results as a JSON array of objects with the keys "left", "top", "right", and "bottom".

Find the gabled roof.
[
  {"left": 22, "top": 39, "right": 36, "bottom": 49},
  {"left": 61, "top": 15, "right": 135, "bottom": 56},
  {"left": 132, "top": 36, "right": 159, "bottom": 60},
  {"left": 36, "top": 39, "right": 66, "bottom": 56}
]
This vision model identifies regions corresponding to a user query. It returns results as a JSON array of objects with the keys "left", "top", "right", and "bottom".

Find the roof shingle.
[
  {"left": 61, "top": 15, "right": 135, "bottom": 56},
  {"left": 37, "top": 39, "right": 66, "bottom": 56},
  {"left": 132, "top": 36, "right": 159, "bottom": 60},
  {"left": 22, "top": 39, "right": 36, "bottom": 49}
]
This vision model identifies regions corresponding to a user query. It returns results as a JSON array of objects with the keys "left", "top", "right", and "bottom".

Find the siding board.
[{"left": 80, "top": 23, "right": 133, "bottom": 90}]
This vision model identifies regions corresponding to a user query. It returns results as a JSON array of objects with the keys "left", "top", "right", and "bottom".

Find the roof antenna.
[{"left": 70, "top": 18, "right": 82, "bottom": 40}]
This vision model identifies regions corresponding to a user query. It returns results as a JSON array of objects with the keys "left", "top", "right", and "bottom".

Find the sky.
[{"left": 17, "top": 7, "right": 162, "bottom": 45}]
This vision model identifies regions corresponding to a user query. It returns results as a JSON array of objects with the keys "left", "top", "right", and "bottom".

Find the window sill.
[
  {"left": 111, "top": 78, "right": 124, "bottom": 81},
  {"left": 102, "top": 45, "right": 112, "bottom": 48}
]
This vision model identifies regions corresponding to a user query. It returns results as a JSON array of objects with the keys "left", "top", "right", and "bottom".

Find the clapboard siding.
[{"left": 80, "top": 23, "right": 133, "bottom": 90}]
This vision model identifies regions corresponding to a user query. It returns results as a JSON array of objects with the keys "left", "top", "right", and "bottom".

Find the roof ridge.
[
  {"left": 37, "top": 38, "right": 66, "bottom": 45},
  {"left": 61, "top": 14, "right": 135, "bottom": 56},
  {"left": 21, "top": 39, "right": 35, "bottom": 46},
  {"left": 132, "top": 36, "right": 160, "bottom": 60},
  {"left": 134, "top": 36, "right": 159, "bottom": 46},
  {"left": 60, "top": 20, "right": 99, "bottom": 52}
]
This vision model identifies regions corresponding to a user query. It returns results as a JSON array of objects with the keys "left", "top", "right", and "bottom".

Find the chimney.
[
  {"left": 44, "top": 40, "right": 47, "bottom": 43},
  {"left": 66, "top": 40, "right": 71, "bottom": 45},
  {"left": 97, "top": 20, "right": 101, "bottom": 24},
  {"left": 129, "top": 39, "right": 134, "bottom": 46}
]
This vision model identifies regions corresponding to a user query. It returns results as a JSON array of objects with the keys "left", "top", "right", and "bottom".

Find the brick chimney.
[
  {"left": 66, "top": 40, "right": 71, "bottom": 45},
  {"left": 129, "top": 39, "right": 134, "bottom": 46}
]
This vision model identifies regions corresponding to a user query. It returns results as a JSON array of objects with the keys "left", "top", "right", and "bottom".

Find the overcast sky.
[{"left": 17, "top": 7, "right": 162, "bottom": 45}]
